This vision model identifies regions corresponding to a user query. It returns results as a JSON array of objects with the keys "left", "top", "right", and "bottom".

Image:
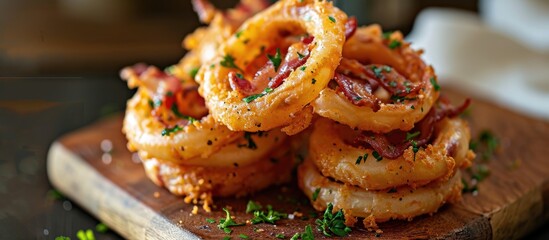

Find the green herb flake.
[
  {"left": 55, "top": 237, "right": 70, "bottom": 240},
  {"left": 218, "top": 208, "right": 245, "bottom": 234},
  {"left": 161, "top": 125, "right": 183, "bottom": 136},
  {"left": 382, "top": 31, "right": 393, "bottom": 40},
  {"left": 239, "top": 234, "right": 249, "bottom": 239},
  {"left": 371, "top": 66, "right": 383, "bottom": 79},
  {"left": 388, "top": 40, "right": 402, "bottom": 49},
  {"left": 382, "top": 66, "right": 392, "bottom": 72},
  {"left": 315, "top": 203, "right": 352, "bottom": 237},
  {"left": 276, "top": 233, "right": 286, "bottom": 239},
  {"left": 406, "top": 131, "right": 420, "bottom": 141},
  {"left": 171, "top": 104, "right": 198, "bottom": 124},
  {"left": 206, "top": 218, "right": 216, "bottom": 224},
  {"left": 246, "top": 200, "right": 262, "bottom": 213},
  {"left": 300, "top": 66, "right": 307, "bottom": 71},
  {"left": 297, "top": 52, "right": 306, "bottom": 59},
  {"left": 372, "top": 151, "right": 383, "bottom": 161},
  {"left": 328, "top": 16, "right": 336, "bottom": 23},
  {"left": 291, "top": 225, "right": 314, "bottom": 240},
  {"left": 312, "top": 188, "right": 320, "bottom": 201},
  {"left": 76, "top": 229, "right": 95, "bottom": 240},
  {"left": 220, "top": 54, "right": 242, "bottom": 71},
  {"left": 223, "top": 237, "right": 232, "bottom": 240},
  {"left": 48, "top": 189, "right": 64, "bottom": 200},
  {"left": 236, "top": 30, "right": 243, "bottom": 38},
  {"left": 242, "top": 87, "right": 273, "bottom": 103},
  {"left": 389, "top": 81, "right": 397, "bottom": 88},
  {"left": 411, "top": 105, "right": 415, "bottom": 110},
  {"left": 189, "top": 67, "right": 199, "bottom": 79},
  {"left": 95, "top": 223, "right": 108, "bottom": 233},
  {"left": 250, "top": 205, "right": 287, "bottom": 224},
  {"left": 355, "top": 155, "right": 363, "bottom": 165},
  {"left": 268, "top": 48, "right": 282, "bottom": 71},
  {"left": 430, "top": 77, "right": 441, "bottom": 91}
]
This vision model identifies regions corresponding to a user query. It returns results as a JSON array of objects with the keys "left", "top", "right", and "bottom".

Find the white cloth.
[{"left": 407, "top": 8, "right": 549, "bottom": 121}]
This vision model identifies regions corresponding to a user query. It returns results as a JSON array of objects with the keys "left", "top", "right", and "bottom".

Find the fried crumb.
[{"left": 192, "top": 205, "right": 199, "bottom": 215}]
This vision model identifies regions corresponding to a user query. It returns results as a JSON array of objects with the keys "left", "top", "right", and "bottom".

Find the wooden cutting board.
[{"left": 47, "top": 90, "right": 549, "bottom": 239}]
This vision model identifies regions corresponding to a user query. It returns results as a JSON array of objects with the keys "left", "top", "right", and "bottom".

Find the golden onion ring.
[
  {"left": 141, "top": 144, "right": 293, "bottom": 210},
  {"left": 123, "top": 89, "right": 241, "bottom": 163},
  {"left": 298, "top": 158, "right": 462, "bottom": 227},
  {"left": 309, "top": 118, "right": 473, "bottom": 190},
  {"left": 313, "top": 25, "right": 438, "bottom": 133},
  {"left": 198, "top": 0, "right": 348, "bottom": 131}
]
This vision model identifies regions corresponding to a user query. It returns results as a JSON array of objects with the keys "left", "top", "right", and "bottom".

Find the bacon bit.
[
  {"left": 345, "top": 17, "right": 358, "bottom": 40},
  {"left": 334, "top": 73, "right": 380, "bottom": 111},
  {"left": 153, "top": 192, "right": 160, "bottom": 198},
  {"left": 354, "top": 99, "right": 471, "bottom": 159},
  {"left": 229, "top": 72, "right": 256, "bottom": 95},
  {"left": 268, "top": 53, "right": 309, "bottom": 88},
  {"left": 301, "top": 35, "right": 315, "bottom": 44}
]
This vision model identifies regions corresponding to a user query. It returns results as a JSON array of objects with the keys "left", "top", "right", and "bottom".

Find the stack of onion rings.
[
  {"left": 121, "top": 0, "right": 294, "bottom": 212},
  {"left": 297, "top": 24, "right": 475, "bottom": 228},
  {"left": 121, "top": 0, "right": 477, "bottom": 231}
]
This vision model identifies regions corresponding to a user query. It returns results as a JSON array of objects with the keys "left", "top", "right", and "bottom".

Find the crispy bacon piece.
[
  {"left": 354, "top": 98, "right": 471, "bottom": 159},
  {"left": 345, "top": 16, "right": 357, "bottom": 40},
  {"left": 333, "top": 73, "right": 380, "bottom": 111},
  {"left": 229, "top": 72, "right": 255, "bottom": 95},
  {"left": 268, "top": 53, "right": 309, "bottom": 88}
]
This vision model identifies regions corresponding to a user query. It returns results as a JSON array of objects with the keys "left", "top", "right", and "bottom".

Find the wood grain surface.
[{"left": 47, "top": 90, "right": 549, "bottom": 239}]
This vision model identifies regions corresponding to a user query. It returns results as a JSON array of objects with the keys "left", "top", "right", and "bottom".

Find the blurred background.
[{"left": 1, "top": 0, "right": 548, "bottom": 239}]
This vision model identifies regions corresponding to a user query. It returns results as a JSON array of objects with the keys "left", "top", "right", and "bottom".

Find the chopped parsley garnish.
[
  {"left": 311, "top": 78, "right": 316, "bottom": 84},
  {"left": 276, "top": 233, "right": 286, "bottom": 239},
  {"left": 471, "top": 164, "right": 490, "bottom": 181},
  {"left": 242, "top": 87, "right": 273, "bottom": 103},
  {"left": 389, "top": 81, "right": 397, "bottom": 88},
  {"left": 241, "top": 132, "right": 258, "bottom": 149},
  {"left": 312, "top": 188, "right": 320, "bottom": 201},
  {"left": 250, "top": 205, "right": 287, "bottom": 224},
  {"left": 55, "top": 237, "right": 70, "bottom": 240},
  {"left": 246, "top": 200, "right": 262, "bottom": 213},
  {"left": 189, "top": 67, "right": 199, "bottom": 79},
  {"left": 206, "top": 218, "right": 216, "bottom": 223},
  {"left": 291, "top": 225, "right": 314, "bottom": 240},
  {"left": 388, "top": 40, "right": 401, "bottom": 49},
  {"left": 297, "top": 52, "right": 306, "bottom": 59},
  {"left": 372, "top": 151, "right": 383, "bottom": 161},
  {"left": 236, "top": 30, "right": 243, "bottom": 38},
  {"left": 382, "top": 31, "right": 393, "bottom": 40},
  {"left": 300, "top": 66, "right": 307, "bottom": 71},
  {"left": 430, "top": 77, "right": 441, "bottom": 91},
  {"left": 371, "top": 66, "right": 383, "bottom": 79},
  {"left": 315, "top": 203, "right": 352, "bottom": 237},
  {"left": 391, "top": 95, "right": 417, "bottom": 103},
  {"left": 411, "top": 140, "right": 419, "bottom": 161},
  {"left": 95, "top": 223, "right": 108, "bottom": 233},
  {"left": 76, "top": 229, "right": 95, "bottom": 240},
  {"left": 355, "top": 153, "right": 368, "bottom": 165},
  {"left": 239, "top": 234, "right": 249, "bottom": 239},
  {"left": 328, "top": 16, "right": 336, "bottom": 23},
  {"left": 382, "top": 66, "right": 392, "bottom": 72},
  {"left": 406, "top": 131, "right": 420, "bottom": 141},
  {"left": 221, "top": 54, "right": 243, "bottom": 72},
  {"left": 268, "top": 48, "right": 282, "bottom": 71},
  {"left": 462, "top": 178, "right": 478, "bottom": 193},
  {"left": 223, "top": 236, "right": 231, "bottom": 240},
  {"left": 479, "top": 130, "right": 498, "bottom": 160},
  {"left": 218, "top": 208, "right": 245, "bottom": 234},
  {"left": 161, "top": 125, "right": 183, "bottom": 136},
  {"left": 48, "top": 189, "right": 64, "bottom": 200}
]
